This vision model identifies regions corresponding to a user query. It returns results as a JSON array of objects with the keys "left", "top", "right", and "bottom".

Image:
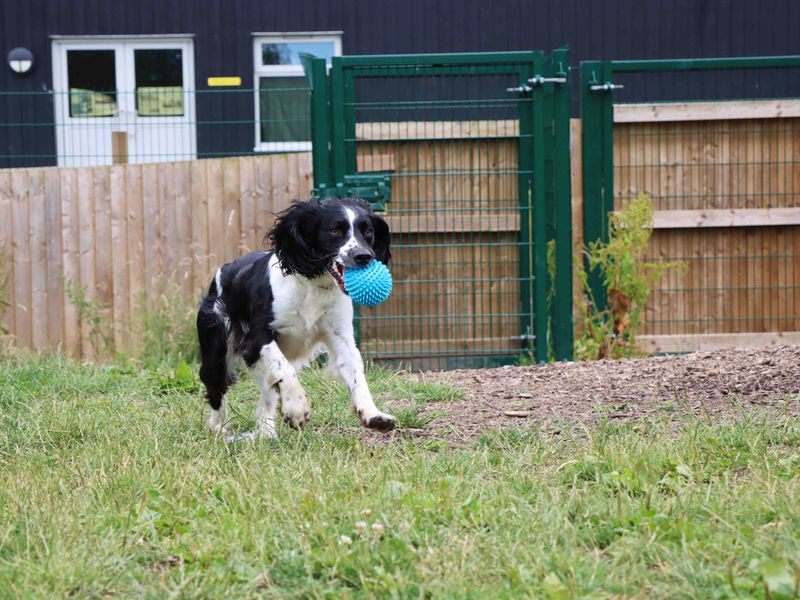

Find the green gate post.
[
  {"left": 534, "top": 53, "right": 556, "bottom": 362},
  {"left": 580, "top": 60, "right": 614, "bottom": 314},
  {"left": 330, "top": 57, "right": 347, "bottom": 187},
  {"left": 529, "top": 52, "right": 550, "bottom": 363},
  {"left": 550, "top": 47, "right": 573, "bottom": 361},
  {"left": 343, "top": 68, "right": 357, "bottom": 176},
  {"left": 514, "top": 57, "right": 537, "bottom": 363},
  {"left": 301, "top": 54, "right": 332, "bottom": 191}
]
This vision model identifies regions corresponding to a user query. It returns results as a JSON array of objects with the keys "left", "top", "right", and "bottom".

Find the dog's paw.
[
  {"left": 279, "top": 381, "right": 311, "bottom": 430},
  {"left": 207, "top": 414, "right": 228, "bottom": 435},
  {"left": 364, "top": 411, "right": 397, "bottom": 432},
  {"left": 283, "top": 412, "right": 310, "bottom": 430}
]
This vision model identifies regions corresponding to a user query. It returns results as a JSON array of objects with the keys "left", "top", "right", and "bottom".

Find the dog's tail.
[{"left": 197, "top": 283, "right": 233, "bottom": 410}]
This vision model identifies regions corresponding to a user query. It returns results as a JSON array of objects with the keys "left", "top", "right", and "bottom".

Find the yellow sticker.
[{"left": 207, "top": 77, "right": 242, "bottom": 87}]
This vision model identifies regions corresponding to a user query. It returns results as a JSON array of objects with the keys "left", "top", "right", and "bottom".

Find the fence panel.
[
  {"left": 0, "top": 154, "right": 313, "bottom": 358},
  {"left": 582, "top": 57, "right": 800, "bottom": 352},
  {"left": 612, "top": 107, "right": 800, "bottom": 351}
]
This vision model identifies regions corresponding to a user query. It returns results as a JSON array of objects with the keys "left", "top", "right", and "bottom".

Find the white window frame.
[{"left": 252, "top": 33, "right": 342, "bottom": 153}]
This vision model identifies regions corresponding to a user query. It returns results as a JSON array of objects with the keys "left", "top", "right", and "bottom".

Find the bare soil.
[{"left": 388, "top": 345, "right": 800, "bottom": 444}]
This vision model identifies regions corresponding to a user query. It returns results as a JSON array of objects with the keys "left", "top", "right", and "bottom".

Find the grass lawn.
[{"left": 1, "top": 354, "right": 799, "bottom": 598}]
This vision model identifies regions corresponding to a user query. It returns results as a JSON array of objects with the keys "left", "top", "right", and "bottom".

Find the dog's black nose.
[{"left": 354, "top": 252, "right": 373, "bottom": 266}]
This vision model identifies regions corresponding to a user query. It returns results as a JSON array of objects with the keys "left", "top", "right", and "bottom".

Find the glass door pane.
[
  {"left": 134, "top": 49, "right": 184, "bottom": 117},
  {"left": 67, "top": 50, "right": 117, "bottom": 117}
]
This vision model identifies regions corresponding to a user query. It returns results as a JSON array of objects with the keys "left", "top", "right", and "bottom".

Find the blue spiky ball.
[{"left": 344, "top": 260, "right": 393, "bottom": 306}]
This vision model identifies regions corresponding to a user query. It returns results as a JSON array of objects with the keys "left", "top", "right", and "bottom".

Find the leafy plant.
[
  {"left": 63, "top": 276, "right": 114, "bottom": 357},
  {"left": 148, "top": 359, "right": 202, "bottom": 395},
  {"left": 62, "top": 273, "right": 196, "bottom": 370},
  {"left": 574, "top": 193, "right": 684, "bottom": 360},
  {"left": 131, "top": 282, "right": 198, "bottom": 369},
  {"left": 546, "top": 238, "right": 557, "bottom": 362},
  {"left": 0, "top": 241, "right": 11, "bottom": 353}
]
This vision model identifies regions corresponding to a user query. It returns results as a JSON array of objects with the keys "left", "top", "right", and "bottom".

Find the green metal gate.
[{"left": 304, "top": 49, "right": 573, "bottom": 369}]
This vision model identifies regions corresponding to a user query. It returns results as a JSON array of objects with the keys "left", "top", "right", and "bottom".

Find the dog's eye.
[
  {"left": 329, "top": 228, "right": 341, "bottom": 237},
  {"left": 364, "top": 228, "right": 374, "bottom": 240}
]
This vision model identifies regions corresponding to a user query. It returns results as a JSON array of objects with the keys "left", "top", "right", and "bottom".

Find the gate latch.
[
  {"left": 590, "top": 82, "right": 624, "bottom": 92},
  {"left": 506, "top": 84, "right": 532, "bottom": 93},
  {"left": 528, "top": 74, "right": 567, "bottom": 85}
]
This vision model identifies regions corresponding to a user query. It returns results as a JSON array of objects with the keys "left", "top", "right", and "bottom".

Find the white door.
[{"left": 52, "top": 38, "right": 196, "bottom": 167}]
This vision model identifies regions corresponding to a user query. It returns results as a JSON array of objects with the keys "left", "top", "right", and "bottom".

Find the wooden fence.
[
  {"left": 571, "top": 102, "right": 800, "bottom": 353},
  {"left": 0, "top": 154, "right": 312, "bottom": 359},
  {"left": 614, "top": 102, "right": 800, "bottom": 352}
]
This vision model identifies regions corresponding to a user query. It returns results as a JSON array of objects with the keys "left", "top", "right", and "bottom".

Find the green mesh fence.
[
  {"left": 0, "top": 86, "right": 314, "bottom": 168},
  {"left": 581, "top": 56, "right": 800, "bottom": 349},
  {"left": 350, "top": 67, "right": 532, "bottom": 370}
]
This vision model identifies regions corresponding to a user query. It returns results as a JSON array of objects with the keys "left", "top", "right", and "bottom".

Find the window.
[
  {"left": 134, "top": 49, "right": 185, "bottom": 117},
  {"left": 253, "top": 34, "right": 341, "bottom": 152},
  {"left": 67, "top": 50, "right": 117, "bottom": 118}
]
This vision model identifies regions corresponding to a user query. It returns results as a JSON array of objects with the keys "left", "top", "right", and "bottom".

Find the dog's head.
[{"left": 268, "top": 198, "right": 391, "bottom": 291}]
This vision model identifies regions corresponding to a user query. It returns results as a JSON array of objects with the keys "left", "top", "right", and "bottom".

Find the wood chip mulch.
[{"left": 382, "top": 345, "right": 800, "bottom": 444}]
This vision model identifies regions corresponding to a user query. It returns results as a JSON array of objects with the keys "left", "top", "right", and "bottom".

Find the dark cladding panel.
[{"left": 1, "top": 0, "right": 798, "bottom": 167}]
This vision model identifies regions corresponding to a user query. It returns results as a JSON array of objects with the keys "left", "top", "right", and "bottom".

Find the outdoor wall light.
[{"left": 7, "top": 47, "right": 34, "bottom": 74}]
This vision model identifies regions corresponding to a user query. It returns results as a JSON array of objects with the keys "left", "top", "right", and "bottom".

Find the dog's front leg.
[
  {"left": 324, "top": 330, "right": 396, "bottom": 432},
  {"left": 250, "top": 342, "right": 310, "bottom": 431}
]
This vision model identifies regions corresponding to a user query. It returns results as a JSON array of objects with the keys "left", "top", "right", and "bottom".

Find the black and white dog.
[{"left": 196, "top": 197, "right": 397, "bottom": 438}]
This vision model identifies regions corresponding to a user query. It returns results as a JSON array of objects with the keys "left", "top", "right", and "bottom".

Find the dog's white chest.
[
  {"left": 277, "top": 290, "right": 330, "bottom": 335},
  {"left": 267, "top": 257, "right": 349, "bottom": 359}
]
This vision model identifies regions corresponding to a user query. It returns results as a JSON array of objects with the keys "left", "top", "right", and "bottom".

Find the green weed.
[
  {"left": 0, "top": 241, "right": 10, "bottom": 354},
  {"left": 62, "top": 275, "right": 114, "bottom": 357},
  {"left": 130, "top": 283, "right": 198, "bottom": 369},
  {"left": 575, "top": 193, "right": 686, "bottom": 360},
  {"left": 408, "top": 379, "right": 464, "bottom": 403}
]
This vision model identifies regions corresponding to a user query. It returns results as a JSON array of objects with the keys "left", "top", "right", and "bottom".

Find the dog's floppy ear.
[
  {"left": 370, "top": 213, "right": 391, "bottom": 265},
  {"left": 267, "top": 200, "right": 325, "bottom": 277}
]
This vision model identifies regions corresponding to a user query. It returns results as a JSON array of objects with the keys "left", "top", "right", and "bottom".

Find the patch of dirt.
[{"left": 393, "top": 345, "right": 800, "bottom": 444}]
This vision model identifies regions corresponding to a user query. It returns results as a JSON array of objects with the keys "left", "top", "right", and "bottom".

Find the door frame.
[{"left": 51, "top": 35, "right": 196, "bottom": 166}]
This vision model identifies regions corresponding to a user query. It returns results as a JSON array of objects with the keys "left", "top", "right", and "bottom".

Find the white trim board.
[
  {"left": 614, "top": 99, "right": 800, "bottom": 123},
  {"left": 650, "top": 208, "right": 800, "bottom": 229},
  {"left": 639, "top": 332, "right": 800, "bottom": 354},
  {"left": 50, "top": 34, "right": 195, "bottom": 39}
]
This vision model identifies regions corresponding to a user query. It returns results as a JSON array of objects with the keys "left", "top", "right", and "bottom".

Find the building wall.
[{"left": 2, "top": 0, "right": 799, "bottom": 167}]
